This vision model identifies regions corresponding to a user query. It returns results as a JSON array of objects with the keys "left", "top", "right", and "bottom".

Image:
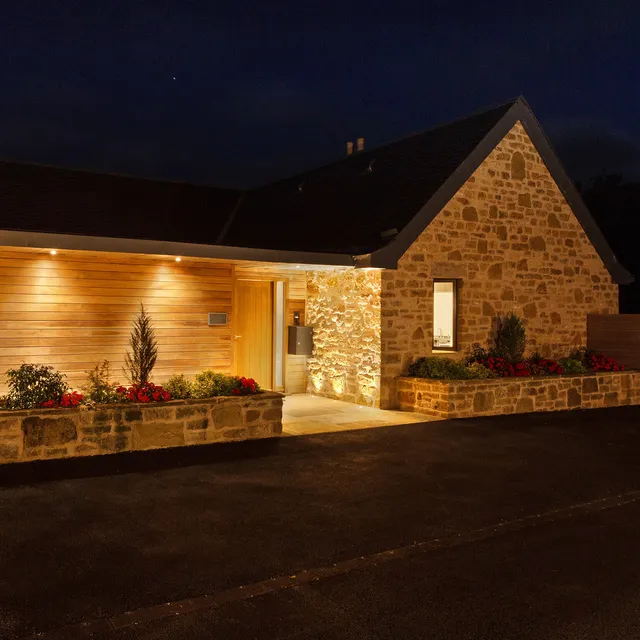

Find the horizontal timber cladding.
[
  {"left": 0, "top": 247, "right": 234, "bottom": 392},
  {"left": 587, "top": 314, "right": 640, "bottom": 370}
]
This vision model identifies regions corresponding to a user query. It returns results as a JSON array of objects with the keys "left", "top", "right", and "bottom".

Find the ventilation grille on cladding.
[{"left": 208, "top": 313, "right": 228, "bottom": 326}]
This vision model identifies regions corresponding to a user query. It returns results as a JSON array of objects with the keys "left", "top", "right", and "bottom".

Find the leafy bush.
[
  {"left": 408, "top": 357, "right": 495, "bottom": 380},
  {"left": 567, "top": 347, "right": 624, "bottom": 372},
  {"left": 4, "top": 364, "right": 69, "bottom": 409},
  {"left": 558, "top": 358, "right": 587, "bottom": 374},
  {"left": 465, "top": 362, "right": 497, "bottom": 379},
  {"left": 124, "top": 304, "right": 158, "bottom": 385},
  {"left": 115, "top": 382, "right": 170, "bottom": 403},
  {"left": 408, "top": 357, "right": 469, "bottom": 380},
  {"left": 191, "top": 371, "right": 239, "bottom": 398},
  {"left": 164, "top": 374, "right": 193, "bottom": 399},
  {"left": 83, "top": 360, "right": 120, "bottom": 404},
  {"left": 190, "top": 371, "right": 260, "bottom": 397},
  {"left": 493, "top": 312, "right": 526, "bottom": 362},
  {"left": 527, "top": 357, "right": 565, "bottom": 376},
  {"left": 465, "top": 343, "right": 490, "bottom": 365}
]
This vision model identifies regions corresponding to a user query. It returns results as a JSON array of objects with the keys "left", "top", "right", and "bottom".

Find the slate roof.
[
  {"left": 0, "top": 97, "right": 632, "bottom": 283},
  {"left": 0, "top": 160, "right": 240, "bottom": 245},
  {"left": 222, "top": 100, "right": 516, "bottom": 255}
]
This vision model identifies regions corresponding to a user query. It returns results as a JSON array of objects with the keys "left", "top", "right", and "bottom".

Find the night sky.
[{"left": 2, "top": 1, "right": 639, "bottom": 189}]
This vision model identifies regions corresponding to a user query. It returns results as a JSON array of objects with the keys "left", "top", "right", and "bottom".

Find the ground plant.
[
  {"left": 4, "top": 364, "right": 69, "bottom": 409},
  {"left": 83, "top": 360, "right": 120, "bottom": 404},
  {"left": 410, "top": 314, "right": 627, "bottom": 381},
  {"left": 124, "top": 304, "right": 158, "bottom": 385},
  {"left": 116, "top": 382, "right": 171, "bottom": 403},
  {"left": 164, "top": 374, "right": 193, "bottom": 399},
  {"left": 492, "top": 312, "right": 526, "bottom": 362}
]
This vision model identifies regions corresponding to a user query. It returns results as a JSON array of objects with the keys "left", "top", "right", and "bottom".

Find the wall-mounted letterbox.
[{"left": 288, "top": 325, "right": 313, "bottom": 356}]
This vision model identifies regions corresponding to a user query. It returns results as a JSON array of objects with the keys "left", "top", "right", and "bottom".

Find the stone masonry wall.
[
  {"left": 306, "top": 269, "right": 382, "bottom": 406},
  {"left": 397, "top": 372, "right": 640, "bottom": 420},
  {"left": 380, "top": 121, "right": 618, "bottom": 408},
  {"left": 0, "top": 392, "right": 283, "bottom": 465}
]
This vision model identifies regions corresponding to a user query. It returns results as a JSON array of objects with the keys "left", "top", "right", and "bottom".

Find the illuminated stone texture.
[
  {"left": 380, "top": 122, "right": 618, "bottom": 408},
  {"left": 306, "top": 269, "right": 381, "bottom": 406},
  {"left": 0, "top": 392, "right": 283, "bottom": 465},
  {"left": 396, "top": 372, "right": 640, "bottom": 419}
]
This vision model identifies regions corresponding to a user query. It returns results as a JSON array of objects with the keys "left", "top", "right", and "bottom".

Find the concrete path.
[
  {"left": 2, "top": 406, "right": 640, "bottom": 639},
  {"left": 282, "top": 393, "right": 431, "bottom": 435}
]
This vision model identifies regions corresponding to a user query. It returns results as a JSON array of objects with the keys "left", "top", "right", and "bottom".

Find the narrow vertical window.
[
  {"left": 274, "top": 281, "right": 285, "bottom": 389},
  {"left": 432, "top": 279, "right": 457, "bottom": 350}
]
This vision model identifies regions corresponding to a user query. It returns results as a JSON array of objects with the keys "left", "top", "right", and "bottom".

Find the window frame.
[{"left": 432, "top": 278, "right": 459, "bottom": 352}]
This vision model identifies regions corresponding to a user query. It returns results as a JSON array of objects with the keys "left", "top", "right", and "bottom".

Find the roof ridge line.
[{"left": 253, "top": 97, "right": 524, "bottom": 190}]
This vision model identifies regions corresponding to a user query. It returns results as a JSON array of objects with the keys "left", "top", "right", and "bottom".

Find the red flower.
[{"left": 232, "top": 388, "right": 240, "bottom": 395}]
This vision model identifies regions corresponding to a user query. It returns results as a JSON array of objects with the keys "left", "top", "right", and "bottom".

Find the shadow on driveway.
[{"left": 1, "top": 406, "right": 640, "bottom": 639}]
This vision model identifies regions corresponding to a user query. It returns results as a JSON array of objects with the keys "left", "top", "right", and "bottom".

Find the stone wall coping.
[
  {"left": 0, "top": 390, "right": 284, "bottom": 418},
  {"left": 397, "top": 371, "right": 636, "bottom": 386}
]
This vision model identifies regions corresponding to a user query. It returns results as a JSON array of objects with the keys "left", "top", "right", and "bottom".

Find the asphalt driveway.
[{"left": 2, "top": 406, "right": 640, "bottom": 639}]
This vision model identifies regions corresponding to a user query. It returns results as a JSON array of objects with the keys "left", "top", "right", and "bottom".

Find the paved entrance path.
[
  {"left": 2, "top": 406, "right": 640, "bottom": 638},
  {"left": 282, "top": 393, "right": 431, "bottom": 435}
]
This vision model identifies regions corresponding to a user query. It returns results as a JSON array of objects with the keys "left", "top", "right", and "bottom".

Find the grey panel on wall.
[
  {"left": 288, "top": 325, "right": 313, "bottom": 355},
  {"left": 208, "top": 312, "right": 228, "bottom": 326}
]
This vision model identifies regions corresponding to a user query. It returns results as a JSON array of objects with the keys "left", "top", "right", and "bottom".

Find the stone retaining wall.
[
  {"left": 0, "top": 392, "right": 283, "bottom": 465},
  {"left": 397, "top": 372, "right": 640, "bottom": 419}
]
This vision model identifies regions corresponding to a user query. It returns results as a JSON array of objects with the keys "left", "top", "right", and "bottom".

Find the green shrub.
[
  {"left": 493, "top": 312, "right": 526, "bottom": 362},
  {"left": 164, "top": 374, "right": 193, "bottom": 399},
  {"left": 465, "top": 362, "right": 497, "bottom": 379},
  {"left": 465, "top": 343, "right": 489, "bottom": 365},
  {"left": 5, "top": 364, "right": 69, "bottom": 409},
  {"left": 558, "top": 357, "right": 587, "bottom": 374},
  {"left": 124, "top": 304, "right": 158, "bottom": 385},
  {"left": 191, "top": 371, "right": 239, "bottom": 398},
  {"left": 82, "top": 360, "right": 120, "bottom": 404},
  {"left": 408, "top": 357, "right": 466, "bottom": 380}
]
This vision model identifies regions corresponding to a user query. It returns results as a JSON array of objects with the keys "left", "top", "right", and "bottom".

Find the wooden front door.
[{"left": 234, "top": 280, "right": 273, "bottom": 389}]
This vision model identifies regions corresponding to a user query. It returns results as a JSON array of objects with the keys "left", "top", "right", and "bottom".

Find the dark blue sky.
[{"left": 1, "top": 1, "right": 639, "bottom": 188}]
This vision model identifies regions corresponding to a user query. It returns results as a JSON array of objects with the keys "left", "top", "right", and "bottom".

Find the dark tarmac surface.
[{"left": 2, "top": 406, "right": 640, "bottom": 639}]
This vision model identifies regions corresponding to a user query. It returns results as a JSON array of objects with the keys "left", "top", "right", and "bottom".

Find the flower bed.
[
  {"left": 396, "top": 371, "right": 640, "bottom": 420},
  {"left": 0, "top": 392, "right": 283, "bottom": 465}
]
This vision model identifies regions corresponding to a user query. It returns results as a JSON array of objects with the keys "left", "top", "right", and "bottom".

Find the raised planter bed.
[
  {"left": 397, "top": 372, "right": 640, "bottom": 420},
  {"left": 0, "top": 392, "right": 283, "bottom": 465}
]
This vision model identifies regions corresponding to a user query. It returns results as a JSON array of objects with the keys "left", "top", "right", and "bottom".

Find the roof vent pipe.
[
  {"left": 356, "top": 137, "right": 364, "bottom": 152},
  {"left": 346, "top": 141, "right": 354, "bottom": 155}
]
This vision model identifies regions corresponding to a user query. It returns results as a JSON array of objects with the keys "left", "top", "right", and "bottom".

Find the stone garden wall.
[
  {"left": 396, "top": 372, "right": 640, "bottom": 420},
  {"left": 0, "top": 392, "right": 283, "bottom": 465},
  {"left": 380, "top": 121, "right": 618, "bottom": 408}
]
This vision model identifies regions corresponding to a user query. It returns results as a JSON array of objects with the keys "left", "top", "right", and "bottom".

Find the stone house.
[{"left": 0, "top": 97, "right": 631, "bottom": 409}]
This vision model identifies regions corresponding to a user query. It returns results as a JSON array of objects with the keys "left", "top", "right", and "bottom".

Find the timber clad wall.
[
  {"left": 0, "top": 248, "right": 234, "bottom": 393},
  {"left": 588, "top": 314, "right": 640, "bottom": 370},
  {"left": 380, "top": 121, "right": 618, "bottom": 408},
  {"left": 0, "top": 249, "right": 309, "bottom": 395}
]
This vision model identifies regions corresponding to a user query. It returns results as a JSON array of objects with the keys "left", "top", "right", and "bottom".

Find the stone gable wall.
[
  {"left": 380, "top": 121, "right": 618, "bottom": 408},
  {"left": 396, "top": 372, "right": 640, "bottom": 419},
  {"left": 306, "top": 269, "right": 381, "bottom": 406},
  {"left": 0, "top": 392, "right": 283, "bottom": 465}
]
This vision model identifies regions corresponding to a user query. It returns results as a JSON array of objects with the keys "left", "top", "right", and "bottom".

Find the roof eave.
[{"left": 0, "top": 229, "right": 357, "bottom": 268}]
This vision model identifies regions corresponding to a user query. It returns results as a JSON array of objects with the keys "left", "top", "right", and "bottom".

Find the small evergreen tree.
[
  {"left": 124, "top": 304, "right": 158, "bottom": 385},
  {"left": 493, "top": 312, "right": 526, "bottom": 362}
]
